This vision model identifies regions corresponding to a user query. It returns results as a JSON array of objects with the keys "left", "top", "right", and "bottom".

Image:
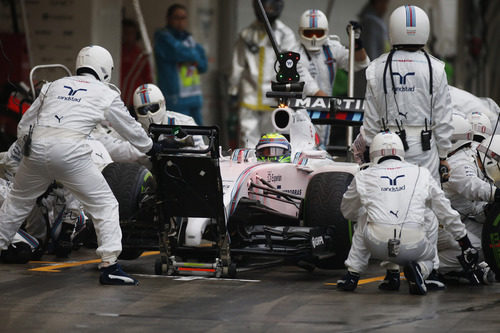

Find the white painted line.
[{"left": 134, "top": 273, "right": 260, "bottom": 283}]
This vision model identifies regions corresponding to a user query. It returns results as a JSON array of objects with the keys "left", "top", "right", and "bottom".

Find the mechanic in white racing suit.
[
  {"left": 363, "top": 5, "right": 453, "bottom": 181},
  {"left": 0, "top": 45, "right": 165, "bottom": 285},
  {"left": 449, "top": 86, "right": 499, "bottom": 137},
  {"left": 337, "top": 132, "right": 477, "bottom": 295},
  {"left": 228, "top": 0, "right": 321, "bottom": 147},
  {"left": 90, "top": 122, "right": 150, "bottom": 167},
  {"left": 132, "top": 83, "right": 205, "bottom": 149},
  {"left": 255, "top": 133, "right": 291, "bottom": 163},
  {"left": 362, "top": 5, "right": 452, "bottom": 281},
  {"left": 297, "top": 9, "right": 370, "bottom": 146},
  {"left": 438, "top": 115, "right": 496, "bottom": 284}
]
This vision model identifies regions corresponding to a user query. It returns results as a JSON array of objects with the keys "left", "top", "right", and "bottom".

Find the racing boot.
[
  {"left": 99, "top": 263, "right": 139, "bottom": 286},
  {"left": 404, "top": 261, "right": 427, "bottom": 295},
  {"left": 378, "top": 269, "right": 400, "bottom": 291},
  {"left": 337, "top": 271, "right": 360, "bottom": 291},
  {"left": 54, "top": 222, "right": 74, "bottom": 258},
  {"left": 424, "top": 269, "right": 446, "bottom": 291}
]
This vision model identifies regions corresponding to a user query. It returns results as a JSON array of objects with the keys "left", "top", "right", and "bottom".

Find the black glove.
[
  {"left": 458, "top": 235, "right": 479, "bottom": 271},
  {"left": 346, "top": 21, "right": 363, "bottom": 50},
  {"left": 439, "top": 158, "right": 450, "bottom": 183},
  {"left": 146, "top": 141, "right": 163, "bottom": 156},
  {"left": 172, "top": 126, "right": 195, "bottom": 147},
  {"left": 494, "top": 188, "right": 500, "bottom": 202}
]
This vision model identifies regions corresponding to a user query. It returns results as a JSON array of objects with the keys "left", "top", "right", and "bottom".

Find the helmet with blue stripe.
[
  {"left": 299, "top": 9, "right": 329, "bottom": 51},
  {"left": 389, "top": 5, "right": 429, "bottom": 46},
  {"left": 133, "top": 83, "right": 166, "bottom": 130},
  {"left": 256, "top": 133, "right": 291, "bottom": 163}
]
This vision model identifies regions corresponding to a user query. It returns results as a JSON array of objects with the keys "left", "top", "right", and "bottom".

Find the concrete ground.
[{"left": 1, "top": 249, "right": 499, "bottom": 333}]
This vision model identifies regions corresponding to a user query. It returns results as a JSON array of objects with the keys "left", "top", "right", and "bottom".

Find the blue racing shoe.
[
  {"left": 99, "top": 263, "right": 139, "bottom": 286},
  {"left": 379, "top": 269, "right": 400, "bottom": 291},
  {"left": 404, "top": 261, "right": 427, "bottom": 295},
  {"left": 425, "top": 269, "right": 446, "bottom": 291},
  {"left": 337, "top": 271, "right": 360, "bottom": 291}
]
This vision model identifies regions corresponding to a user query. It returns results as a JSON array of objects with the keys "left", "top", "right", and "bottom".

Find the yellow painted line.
[
  {"left": 325, "top": 273, "right": 405, "bottom": 286},
  {"left": 29, "top": 251, "right": 161, "bottom": 272},
  {"left": 30, "top": 258, "right": 101, "bottom": 272},
  {"left": 141, "top": 251, "right": 160, "bottom": 256}
]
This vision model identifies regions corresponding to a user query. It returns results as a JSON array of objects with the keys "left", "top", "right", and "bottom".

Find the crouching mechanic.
[
  {"left": 337, "top": 132, "right": 477, "bottom": 295},
  {"left": 0, "top": 45, "right": 166, "bottom": 285},
  {"left": 439, "top": 120, "right": 499, "bottom": 284}
]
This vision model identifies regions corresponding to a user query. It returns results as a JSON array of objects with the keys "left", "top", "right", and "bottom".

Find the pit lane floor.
[{"left": 0, "top": 248, "right": 499, "bottom": 332}]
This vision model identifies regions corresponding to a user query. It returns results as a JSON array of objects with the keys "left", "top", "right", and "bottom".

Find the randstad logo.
[
  {"left": 380, "top": 175, "right": 406, "bottom": 192},
  {"left": 392, "top": 72, "right": 415, "bottom": 92},
  {"left": 57, "top": 86, "right": 87, "bottom": 102}
]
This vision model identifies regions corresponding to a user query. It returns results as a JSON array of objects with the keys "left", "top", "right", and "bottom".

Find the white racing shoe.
[{"left": 99, "top": 263, "right": 139, "bottom": 286}]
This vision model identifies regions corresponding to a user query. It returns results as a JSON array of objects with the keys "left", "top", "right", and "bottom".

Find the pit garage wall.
[
  {"left": 24, "top": 0, "right": 122, "bottom": 84},
  {"left": 1, "top": 0, "right": 122, "bottom": 85}
]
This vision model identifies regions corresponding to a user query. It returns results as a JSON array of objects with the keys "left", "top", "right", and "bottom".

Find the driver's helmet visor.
[
  {"left": 256, "top": 147, "right": 287, "bottom": 158},
  {"left": 136, "top": 103, "right": 160, "bottom": 116}
]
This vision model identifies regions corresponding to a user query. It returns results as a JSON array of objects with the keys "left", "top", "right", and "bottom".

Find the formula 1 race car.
[{"left": 103, "top": 96, "right": 363, "bottom": 277}]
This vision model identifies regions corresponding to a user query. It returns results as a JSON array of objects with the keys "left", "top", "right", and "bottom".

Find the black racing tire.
[
  {"left": 102, "top": 162, "right": 155, "bottom": 220},
  {"left": 303, "top": 172, "right": 354, "bottom": 269},
  {"left": 481, "top": 204, "right": 500, "bottom": 281},
  {"left": 102, "top": 162, "right": 156, "bottom": 260}
]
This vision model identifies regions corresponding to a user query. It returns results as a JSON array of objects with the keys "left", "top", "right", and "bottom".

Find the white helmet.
[
  {"left": 299, "top": 9, "right": 328, "bottom": 51},
  {"left": 369, "top": 132, "right": 405, "bottom": 164},
  {"left": 450, "top": 114, "right": 474, "bottom": 152},
  {"left": 477, "top": 135, "right": 500, "bottom": 182},
  {"left": 75, "top": 45, "right": 114, "bottom": 82},
  {"left": 467, "top": 111, "right": 493, "bottom": 142},
  {"left": 389, "top": 5, "right": 429, "bottom": 47},
  {"left": 133, "top": 83, "right": 166, "bottom": 130}
]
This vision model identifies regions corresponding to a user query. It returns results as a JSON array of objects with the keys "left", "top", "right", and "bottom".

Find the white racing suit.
[
  {"left": 90, "top": 122, "right": 150, "bottom": 167},
  {"left": 449, "top": 86, "right": 500, "bottom": 134},
  {"left": 341, "top": 159, "right": 466, "bottom": 279},
  {"left": 363, "top": 50, "right": 453, "bottom": 180},
  {"left": 229, "top": 20, "right": 320, "bottom": 147},
  {"left": 299, "top": 36, "right": 370, "bottom": 146},
  {"left": 439, "top": 147, "right": 495, "bottom": 273},
  {"left": 0, "top": 129, "right": 112, "bottom": 245},
  {"left": 0, "top": 74, "right": 153, "bottom": 265},
  {"left": 364, "top": 50, "right": 453, "bottom": 270}
]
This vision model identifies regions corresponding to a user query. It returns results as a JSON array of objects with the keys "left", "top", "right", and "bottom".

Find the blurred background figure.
[
  {"left": 229, "top": 0, "right": 320, "bottom": 147},
  {"left": 154, "top": 3, "right": 207, "bottom": 125},
  {"left": 355, "top": 0, "right": 389, "bottom": 97},
  {"left": 358, "top": 0, "right": 390, "bottom": 60},
  {"left": 121, "top": 18, "right": 153, "bottom": 110}
]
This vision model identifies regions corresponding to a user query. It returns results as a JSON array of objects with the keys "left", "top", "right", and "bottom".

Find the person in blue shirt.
[{"left": 154, "top": 3, "right": 207, "bottom": 125}]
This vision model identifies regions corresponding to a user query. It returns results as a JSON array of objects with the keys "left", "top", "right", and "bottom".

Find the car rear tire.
[
  {"left": 102, "top": 162, "right": 156, "bottom": 260},
  {"left": 303, "top": 172, "right": 354, "bottom": 269},
  {"left": 481, "top": 204, "right": 500, "bottom": 281}
]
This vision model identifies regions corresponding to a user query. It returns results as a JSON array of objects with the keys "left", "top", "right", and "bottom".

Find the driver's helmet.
[{"left": 255, "top": 133, "right": 291, "bottom": 163}]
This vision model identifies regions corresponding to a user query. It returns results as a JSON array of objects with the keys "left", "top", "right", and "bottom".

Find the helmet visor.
[
  {"left": 256, "top": 147, "right": 287, "bottom": 158},
  {"left": 302, "top": 29, "right": 325, "bottom": 38},
  {"left": 136, "top": 103, "right": 160, "bottom": 116}
]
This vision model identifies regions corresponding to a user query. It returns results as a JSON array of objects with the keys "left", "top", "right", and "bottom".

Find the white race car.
[{"left": 106, "top": 97, "right": 363, "bottom": 277}]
